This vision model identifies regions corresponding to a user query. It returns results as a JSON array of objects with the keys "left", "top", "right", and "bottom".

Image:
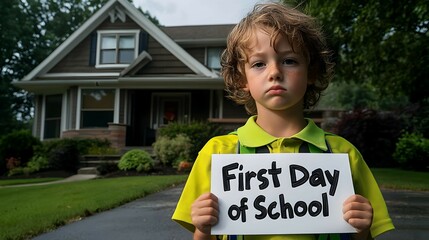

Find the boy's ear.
[
  {"left": 243, "top": 83, "right": 250, "bottom": 91},
  {"left": 242, "top": 78, "right": 250, "bottom": 91}
]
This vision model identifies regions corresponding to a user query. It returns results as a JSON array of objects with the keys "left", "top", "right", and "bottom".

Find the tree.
[
  {"left": 0, "top": 0, "right": 109, "bottom": 135},
  {"left": 0, "top": 0, "right": 29, "bottom": 133},
  {"left": 0, "top": 0, "right": 160, "bottom": 136},
  {"left": 284, "top": 0, "right": 429, "bottom": 106}
]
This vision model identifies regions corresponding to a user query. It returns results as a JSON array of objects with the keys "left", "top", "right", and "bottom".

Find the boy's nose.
[{"left": 269, "top": 63, "right": 283, "bottom": 81}]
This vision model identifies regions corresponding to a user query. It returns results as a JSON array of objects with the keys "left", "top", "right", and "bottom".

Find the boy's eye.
[
  {"left": 252, "top": 62, "right": 265, "bottom": 68},
  {"left": 283, "top": 58, "right": 298, "bottom": 65}
]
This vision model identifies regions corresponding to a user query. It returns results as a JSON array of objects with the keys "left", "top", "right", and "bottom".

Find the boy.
[{"left": 172, "top": 3, "right": 394, "bottom": 240}]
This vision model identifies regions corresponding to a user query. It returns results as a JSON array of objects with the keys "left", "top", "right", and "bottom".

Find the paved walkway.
[
  {"left": 1, "top": 174, "right": 98, "bottom": 188},
  {"left": 30, "top": 177, "right": 429, "bottom": 240}
]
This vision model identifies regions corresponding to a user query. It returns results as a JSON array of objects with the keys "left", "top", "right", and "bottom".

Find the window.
[
  {"left": 81, "top": 89, "right": 115, "bottom": 128},
  {"left": 44, "top": 95, "right": 62, "bottom": 139},
  {"left": 207, "top": 47, "right": 223, "bottom": 70},
  {"left": 97, "top": 30, "right": 139, "bottom": 67}
]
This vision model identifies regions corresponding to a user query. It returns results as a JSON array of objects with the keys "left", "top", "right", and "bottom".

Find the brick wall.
[{"left": 62, "top": 123, "right": 127, "bottom": 149}]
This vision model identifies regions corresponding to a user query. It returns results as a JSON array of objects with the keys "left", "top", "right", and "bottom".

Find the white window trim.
[
  {"left": 41, "top": 96, "right": 46, "bottom": 139},
  {"left": 95, "top": 29, "right": 140, "bottom": 69},
  {"left": 76, "top": 87, "right": 119, "bottom": 129},
  {"left": 76, "top": 89, "right": 82, "bottom": 130},
  {"left": 61, "top": 92, "right": 67, "bottom": 137},
  {"left": 114, "top": 88, "right": 120, "bottom": 123}
]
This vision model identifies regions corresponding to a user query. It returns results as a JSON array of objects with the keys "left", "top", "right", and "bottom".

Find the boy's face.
[{"left": 243, "top": 28, "right": 309, "bottom": 114}]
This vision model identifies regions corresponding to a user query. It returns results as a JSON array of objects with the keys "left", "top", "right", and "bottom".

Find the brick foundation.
[{"left": 62, "top": 123, "right": 127, "bottom": 149}]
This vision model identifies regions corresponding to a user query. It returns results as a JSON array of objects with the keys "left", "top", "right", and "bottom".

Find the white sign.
[{"left": 211, "top": 153, "right": 356, "bottom": 235}]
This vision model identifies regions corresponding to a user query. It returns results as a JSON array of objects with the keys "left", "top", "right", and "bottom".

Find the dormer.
[
  {"left": 95, "top": 29, "right": 140, "bottom": 68},
  {"left": 89, "top": 6, "right": 142, "bottom": 68}
]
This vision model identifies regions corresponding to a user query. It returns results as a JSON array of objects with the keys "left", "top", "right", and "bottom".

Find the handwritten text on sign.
[{"left": 211, "top": 153, "right": 356, "bottom": 235}]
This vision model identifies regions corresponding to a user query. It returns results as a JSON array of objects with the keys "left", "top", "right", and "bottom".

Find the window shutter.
[
  {"left": 89, "top": 32, "right": 97, "bottom": 66},
  {"left": 139, "top": 31, "right": 149, "bottom": 53}
]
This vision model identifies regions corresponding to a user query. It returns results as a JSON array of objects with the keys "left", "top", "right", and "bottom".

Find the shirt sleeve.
[
  {"left": 171, "top": 135, "right": 237, "bottom": 232},
  {"left": 329, "top": 135, "right": 395, "bottom": 238}
]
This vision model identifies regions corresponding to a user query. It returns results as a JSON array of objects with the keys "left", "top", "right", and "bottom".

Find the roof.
[
  {"left": 162, "top": 24, "right": 234, "bottom": 46},
  {"left": 19, "top": 0, "right": 219, "bottom": 83}
]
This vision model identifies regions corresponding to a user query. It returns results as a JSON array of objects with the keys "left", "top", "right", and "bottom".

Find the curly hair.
[{"left": 221, "top": 3, "right": 334, "bottom": 115}]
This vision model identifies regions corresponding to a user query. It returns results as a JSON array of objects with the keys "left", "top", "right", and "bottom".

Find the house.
[{"left": 14, "top": 0, "right": 249, "bottom": 149}]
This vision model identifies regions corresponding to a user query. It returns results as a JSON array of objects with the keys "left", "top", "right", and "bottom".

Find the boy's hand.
[
  {"left": 191, "top": 193, "right": 219, "bottom": 239},
  {"left": 343, "top": 194, "right": 373, "bottom": 239}
]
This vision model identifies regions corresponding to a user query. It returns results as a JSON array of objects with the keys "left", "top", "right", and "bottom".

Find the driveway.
[
  {"left": 376, "top": 189, "right": 429, "bottom": 240},
  {"left": 32, "top": 185, "right": 429, "bottom": 240},
  {"left": 32, "top": 185, "right": 191, "bottom": 240}
]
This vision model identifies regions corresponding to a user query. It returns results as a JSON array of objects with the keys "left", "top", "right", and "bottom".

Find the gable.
[
  {"left": 48, "top": 16, "right": 194, "bottom": 76},
  {"left": 21, "top": 0, "right": 216, "bottom": 82},
  {"left": 134, "top": 36, "right": 194, "bottom": 75}
]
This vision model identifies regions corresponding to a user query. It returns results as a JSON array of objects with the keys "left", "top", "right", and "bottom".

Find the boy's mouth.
[{"left": 267, "top": 85, "right": 287, "bottom": 94}]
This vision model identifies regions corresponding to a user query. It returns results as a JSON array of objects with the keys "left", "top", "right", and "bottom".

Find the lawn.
[
  {"left": 0, "top": 168, "right": 427, "bottom": 240},
  {"left": 371, "top": 168, "right": 429, "bottom": 191},
  {"left": 0, "top": 175, "right": 187, "bottom": 240}
]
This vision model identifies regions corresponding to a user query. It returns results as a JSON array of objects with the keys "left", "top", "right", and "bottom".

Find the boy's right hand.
[{"left": 191, "top": 193, "right": 219, "bottom": 238}]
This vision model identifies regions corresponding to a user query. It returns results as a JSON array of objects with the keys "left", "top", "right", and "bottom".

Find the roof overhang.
[
  {"left": 175, "top": 38, "right": 226, "bottom": 47},
  {"left": 13, "top": 76, "right": 224, "bottom": 94}
]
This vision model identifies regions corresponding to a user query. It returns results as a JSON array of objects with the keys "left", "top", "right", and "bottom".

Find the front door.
[{"left": 151, "top": 93, "right": 190, "bottom": 129}]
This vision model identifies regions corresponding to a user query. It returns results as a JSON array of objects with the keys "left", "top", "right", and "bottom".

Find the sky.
[{"left": 133, "top": 0, "right": 276, "bottom": 26}]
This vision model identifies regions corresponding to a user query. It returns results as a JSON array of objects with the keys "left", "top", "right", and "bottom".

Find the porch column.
[{"left": 108, "top": 123, "right": 127, "bottom": 149}]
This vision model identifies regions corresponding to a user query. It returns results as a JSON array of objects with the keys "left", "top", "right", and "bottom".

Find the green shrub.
[
  {"left": 27, "top": 155, "right": 50, "bottom": 172},
  {"left": 7, "top": 167, "right": 25, "bottom": 177},
  {"left": 2, "top": 137, "right": 115, "bottom": 176},
  {"left": 334, "top": 109, "right": 403, "bottom": 167},
  {"left": 118, "top": 149, "right": 154, "bottom": 172},
  {"left": 86, "top": 146, "right": 118, "bottom": 155},
  {"left": 37, "top": 138, "right": 112, "bottom": 173},
  {"left": 393, "top": 133, "right": 429, "bottom": 171},
  {"left": 97, "top": 161, "right": 119, "bottom": 175},
  {"left": 152, "top": 134, "right": 191, "bottom": 166},
  {"left": 402, "top": 99, "right": 429, "bottom": 138},
  {"left": 0, "top": 130, "right": 41, "bottom": 175},
  {"left": 73, "top": 138, "right": 112, "bottom": 155},
  {"left": 46, "top": 139, "right": 81, "bottom": 172},
  {"left": 157, "top": 121, "right": 221, "bottom": 161},
  {"left": 7, "top": 154, "right": 50, "bottom": 177}
]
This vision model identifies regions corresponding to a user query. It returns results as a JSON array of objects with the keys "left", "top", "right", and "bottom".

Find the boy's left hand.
[{"left": 343, "top": 194, "right": 373, "bottom": 233}]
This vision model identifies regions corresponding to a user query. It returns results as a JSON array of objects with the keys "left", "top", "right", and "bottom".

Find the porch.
[{"left": 62, "top": 109, "right": 345, "bottom": 154}]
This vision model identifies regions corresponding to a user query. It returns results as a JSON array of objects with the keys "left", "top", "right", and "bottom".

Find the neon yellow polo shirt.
[{"left": 172, "top": 116, "right": 394, "bottom": 240}]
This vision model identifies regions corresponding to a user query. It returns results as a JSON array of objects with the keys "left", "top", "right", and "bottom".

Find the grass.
[
  {"left": 0, "top": 178, "right": 63, "bottom": 186},
  {"left": 0, "top": 168, "right": 427, "bottom": 240},
  {"left": 371, "top": 168, "right": 429, "bottom": 191},
  {"left": 0, "top": 175, "right": 187, "bottom": 240}
]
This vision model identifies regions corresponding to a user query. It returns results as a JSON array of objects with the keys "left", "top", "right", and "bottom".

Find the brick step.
[{"left": 80, "top": 155, "right": 120, "bottom": 168}]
